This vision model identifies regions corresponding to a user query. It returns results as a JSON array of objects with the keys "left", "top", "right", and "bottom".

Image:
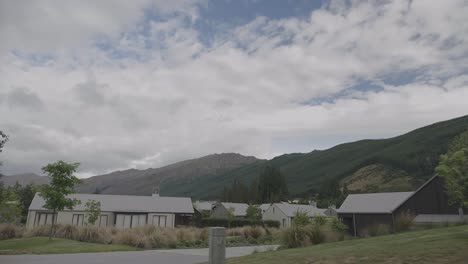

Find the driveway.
[{"left": 0, "top": 245, "right": 279, "bottom": 264}]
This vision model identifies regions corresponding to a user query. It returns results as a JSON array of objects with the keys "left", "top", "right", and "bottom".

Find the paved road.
[{"left": 0, "top": 245, "right": 279, "bottom": 264}]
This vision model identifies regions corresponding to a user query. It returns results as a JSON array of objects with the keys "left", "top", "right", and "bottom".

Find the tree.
[
  {"left": 258, "top": 166, "right": 289, "bottom": 203},
  {"left": 436, "top": 130, "right": 468, "bottom": 212},
  {"left": 85, "top": 199, "right": 101, "bottom": 225},
  {"left": 246, "top": 204, "right": 262, "bottom": 221},
  {"left": 0, "top": 131, "right": 8, "bottom": 154},
  {"left": 0, "top": 185, "right": 22, "bottom": 223},
  {"left": 40, "top": 161, "right": 82, "bottom": 240}
]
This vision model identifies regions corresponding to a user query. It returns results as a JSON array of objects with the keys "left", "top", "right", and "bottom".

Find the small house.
[
  {"left": 211, "top": 202, "right": 249, "bottom": 219},
  {"left": 26, "top": 193, "right": 194, "bottom": 228},
  {"left": 262, "top": 202, "right": 329, "bottom": 228},
  {"left": 337, "top": 175, "right": 466, "bottom": 236}
]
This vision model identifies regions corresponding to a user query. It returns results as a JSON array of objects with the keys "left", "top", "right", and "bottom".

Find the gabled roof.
[
  {"left": 259, "top": 204, "right": 271, "bottom": 213},
  {"left": 337, "top": 192, "right": 414, "bottom": 214},
  {"left": 275, "top": 202, "right": 326, "bottom": 217},
  {"left": 29, "top": 193, "right": 194, "bottom": 214},
  {"left": 220, "top": 202, "right": 249, "bottom": 217},
  {"left": 193, "top": 201, "right": 215, "bottom": 212}
]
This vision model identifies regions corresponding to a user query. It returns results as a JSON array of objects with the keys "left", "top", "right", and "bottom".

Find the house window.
[
  {"left": 273, "top": 207, "right": 275, "bottom": 213},
  {"left": 115, "top": 214, "right": 147, "bottom": 228},
  {"left": 35, "top": 212, "right": 56, "bottom": 226},
  {"left": 99, "top": 215, "right": 108, "bottom": 227},
  {"left": 72, "top": 214, "right": 84, "bottom": 226},
  {"left": 131, "top": 214, "right": 147, "bottom": 228},
  {"left": 152, "top": 215, "right": 167, "bottom": 227},
  {"left": 282, "top": 219, "right": 286, "bottom": 227}
]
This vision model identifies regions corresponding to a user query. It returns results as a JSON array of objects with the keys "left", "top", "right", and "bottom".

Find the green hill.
[{"left": 160, "top": 115, "right": 468, "bottom": 199}]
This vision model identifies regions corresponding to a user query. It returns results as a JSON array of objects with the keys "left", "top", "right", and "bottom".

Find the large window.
[
  {"left": 152, "top": 215, "right": 167, "bottom": 227},
  {"left": 34, "top": 212, "right": 56, "bottom": 226},
  {"left": 72, "top": 214, "right": 85, "bottom": 226},
  {"left": 98, "top": 215, "right": 108, "bottom": 227},
  {"left": 115, "top": 214, "right": 147, "bottom": 228}
]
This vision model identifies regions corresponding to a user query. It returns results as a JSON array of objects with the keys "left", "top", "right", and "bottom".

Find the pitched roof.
[
  {"left": 275, "top": 202, "right": 326, "bottom": 217},
  {"left": 220, "top": 202, "right": 249, "bottom": 216},
  {"left": 337, "top": 192, "right": 414, "bottom": 214},
  {"left": 259, "top": 204, "right": 271, "bottom": 213},
  {"left": 29, "top": 193, "right": 194, "bottom": 214},
  {"left": 193, "top": 201, "right": 215, "bottom": 212}
]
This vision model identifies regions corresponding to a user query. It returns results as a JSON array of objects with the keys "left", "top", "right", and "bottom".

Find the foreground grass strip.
[
  {"left": 0, "top": 237, "right": 138, "bottom": 255},
  {"left": 227, "top": 225, "right": 468, "bottom": 264}
]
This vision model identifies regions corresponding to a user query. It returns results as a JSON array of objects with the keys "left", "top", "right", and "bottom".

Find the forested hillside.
[{"left": 161, "top": 115, "right": 468, "bottom": 199}]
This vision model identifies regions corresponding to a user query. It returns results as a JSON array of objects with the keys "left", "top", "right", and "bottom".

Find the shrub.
[
  {"left": 246, "top": 226, "right": 264, "bottom": 240},
  {"left": 0, "top": 224, "right": 23, "bottom": 240},
  {"left": 313, "top": 215, "right": 327, "bottom": 227},
  {"left": 292, "top": 211, "right": 311, "bottom": 227},
  {"left": 309, "top": 224, "right": 325, "bottom": 244},
  {"left": 281, "top": 225, "right": 311, "bottom": 248},
  {"left": 395, "top": 212, "right": 414, "bottom": 232},
  {"left": 367, "top": 224, "right": 390, "bottom": 237},
  {"left": 199, "top": 218, "right": 279, "bottom": 228}
]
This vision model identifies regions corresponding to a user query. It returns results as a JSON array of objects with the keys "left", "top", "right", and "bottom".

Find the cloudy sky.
[{"left": 1, "top": 0, "right": 468, "bottom": 177}]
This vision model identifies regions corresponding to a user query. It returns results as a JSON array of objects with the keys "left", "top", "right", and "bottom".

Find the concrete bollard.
[{"left": 209, "top": 227, "right": 226, "bottom": 264}]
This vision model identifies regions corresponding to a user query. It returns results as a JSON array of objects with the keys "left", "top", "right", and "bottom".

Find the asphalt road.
[{"left": 0, "top": 245, "right": 279, "bottom": 264}]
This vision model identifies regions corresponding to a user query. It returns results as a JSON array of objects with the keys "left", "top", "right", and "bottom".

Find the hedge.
[{"left": 198, "top": 218, "right": 280, "bottom": 228}]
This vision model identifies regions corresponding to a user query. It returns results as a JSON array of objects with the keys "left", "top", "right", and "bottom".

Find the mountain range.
[{"left": 1, "top": 115, "right": 467, "bottom": 200}]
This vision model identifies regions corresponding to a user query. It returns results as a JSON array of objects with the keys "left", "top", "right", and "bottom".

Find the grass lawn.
[
  {"left": 227, "top": 225, "right": 468, "bottom": 264},
  {"left": 0, "top": 237, "right": 138, "bottom": 255}
]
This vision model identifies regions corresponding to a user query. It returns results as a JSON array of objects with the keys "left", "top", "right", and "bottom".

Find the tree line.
[{"left": 221, "top": 165, "right": 289, "bottom": 204}]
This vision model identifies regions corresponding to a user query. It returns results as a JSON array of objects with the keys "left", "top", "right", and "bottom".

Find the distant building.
[
  {"left": 262, "top": 202, "right": 331, "bottom": 228},
  {"left": 211, "top": 202, "right": 249, "bottom": 219},
  {"left": 337, "top": 175, "right": 467, "bottom": 236},
  {"left": 26, "top": 193, "right": 194, "bottom": 228},
  {"left": 259, "top": 204, "right": 272, "bottom": 215},
  {"left": 193, "top": 200, "right": 215, "bottom": 216}
]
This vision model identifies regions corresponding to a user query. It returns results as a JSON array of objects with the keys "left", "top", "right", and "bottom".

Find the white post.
[{"left": 209, "top": 227, "right": 226, "bottom": 264}]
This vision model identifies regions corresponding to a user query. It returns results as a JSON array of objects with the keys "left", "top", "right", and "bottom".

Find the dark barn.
[{"left": 338, "top": 175, "right": 465, "bottom": 236}]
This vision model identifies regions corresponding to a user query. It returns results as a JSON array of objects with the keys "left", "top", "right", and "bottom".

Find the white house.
[
  {"left": 259, "top": 204, "right": 272, "bottom": 214},
  {"left": 26, "top": 193, "right": 194, "bottom": 228},
  {"left": 193, "top": 200, "right": 216, "bottom": 216},
  {"left": 211, "top": 202, "right": 249, "bottom": 219},
  {"left": 262, "top": 202, "right": 332, "bottom": 228}
]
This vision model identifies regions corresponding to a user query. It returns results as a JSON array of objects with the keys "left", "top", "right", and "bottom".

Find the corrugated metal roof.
[
  {"left": 337, "top": 192, "right": 414, "bottom": 214},
  {"left": 275, "top": 202, "right": 326, "bottom": 217},
  {"left": 29, "top": 193, "right": 194, "bottom": 214},
  {"left": 220, "top": 202, "right": 249, "bottom": 216}
]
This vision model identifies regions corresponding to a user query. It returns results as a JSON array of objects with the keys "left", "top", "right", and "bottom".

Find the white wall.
[
  {"left": 212, "top": 205, "right": 229, "bottom": 219},
  {"left": 26, "top": 210, "right": 176, "bottom": 228},
  {"left": 262, "top": 204, "right": 290, "bottom": 228}
]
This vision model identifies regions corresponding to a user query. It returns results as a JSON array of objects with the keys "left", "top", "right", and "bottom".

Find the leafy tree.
[
  {"left": 292, "top": 211, "right": 310, "bottom": 227},
  {"left": 40, "top": 161, "right": 82, "bottom": 240},
  {"left": 0, "top": 186, "right": 22, "bottom": 223},
  {"left": 85, "top": 199, "right": 101, "bottom": 225},
  {"left": 436, "top": 130, "right": 468, "bottom": 210},
  {"left": 246, "top": 204, "right": 262, "bottom": 221}
]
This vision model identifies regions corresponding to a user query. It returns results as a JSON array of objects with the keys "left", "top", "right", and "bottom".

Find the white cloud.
[{"left": 1, "top": 0, "right": 467, "bottom": 177}]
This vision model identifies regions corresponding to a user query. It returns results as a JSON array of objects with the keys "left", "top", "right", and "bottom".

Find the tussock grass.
[{"left": 0, "top": 224, "right": 279, "bottom": 249}]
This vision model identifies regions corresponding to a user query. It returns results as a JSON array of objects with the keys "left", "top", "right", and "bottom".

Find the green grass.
[
  {"left": 227, "top": 225, "right": 468, "bottom": 264},
  {"left": 0, "top": 237, "right": 138, "bottom": 255}
]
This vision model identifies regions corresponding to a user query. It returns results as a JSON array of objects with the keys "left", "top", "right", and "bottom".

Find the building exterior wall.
[
  {"left": 211, "top": 205, "right": 230, "bottom": 219},
  {"left": 338, "top": 213, "right": 394, "bottom": 237},
  {"left": 262, "top": 204, "right": 291, "bottom": 228},
  {"left": 394, "top": 176, "right": 461, "bottom": 217},
  {"left": 26, "top": 210, "right": 177, "bottom": 228}
]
